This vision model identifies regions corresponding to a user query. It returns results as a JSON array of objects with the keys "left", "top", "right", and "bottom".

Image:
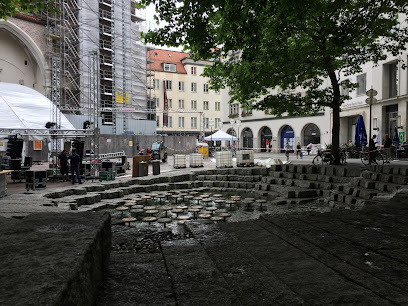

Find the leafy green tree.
[
  {"left": 140, "top": 0, "right": 408, "bottom": 163},
  {"left": 0, "top": 0, "right": 56, "bottom": 20}
]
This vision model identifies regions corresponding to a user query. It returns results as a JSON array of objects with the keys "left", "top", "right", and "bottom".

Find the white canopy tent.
[
  {"left": 204, "top": 130, "right": 237, "bottom": 141},
  {"left": 0, "top": 82, "right": 76, "bottom": 158},
  {"left": 0, "top": 82, "right": 75, "bottom": 131}
]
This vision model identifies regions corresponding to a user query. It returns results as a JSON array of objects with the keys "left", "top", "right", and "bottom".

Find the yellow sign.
[
  {"left": 129, "top": 141, "right": 133, "bottom": 146},
  {"left": 115, "top": 91, "right": 129, "bottom": 104}
]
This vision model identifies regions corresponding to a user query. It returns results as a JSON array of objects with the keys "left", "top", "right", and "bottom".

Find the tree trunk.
[{"left": 329, "top": 72, "right": 341, "bottom": 165}]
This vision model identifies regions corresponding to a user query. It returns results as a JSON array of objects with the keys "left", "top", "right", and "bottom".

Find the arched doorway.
[
  {"left": 280, "top": 125, "right": 294, "bottom": 152},
  {"left": 303, "top": 124, "right": 320, "bottom": 145},
  {"left": 260, "top": 127, "right": 272, "bottom": 152},
  {"left": 242, "top": 128, "right": 253, "bottom": 149},
  {"left": 226, "top": 128, "right": 236, "bottom": 147}
]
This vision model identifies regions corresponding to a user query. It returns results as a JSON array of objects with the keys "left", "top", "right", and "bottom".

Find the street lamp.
[
  {"left": 366, "top": 88, "right": 378, "bottom": 144},
  {"left": 230, "top": 119, "right": 241, "bottom": 150},
  {"left": 209, "top": 119, "right": 214, "bottom": 154}
]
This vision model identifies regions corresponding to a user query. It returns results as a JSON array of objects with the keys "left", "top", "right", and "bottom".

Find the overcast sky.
[{"left": 144, "top": 4, "right": 184, "bottom": 52}]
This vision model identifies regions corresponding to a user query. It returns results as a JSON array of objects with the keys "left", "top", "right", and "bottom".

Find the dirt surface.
[{"left": 96, "top": 189, "right": 408, "bottom": 305}]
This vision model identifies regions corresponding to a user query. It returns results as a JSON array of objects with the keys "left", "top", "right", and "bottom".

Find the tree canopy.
[
  {"left": 0, "top": 0, "right": 56, "bottom": 20},
  {"left": 140, "top": 0, "right": 408, "bottom": 163}
]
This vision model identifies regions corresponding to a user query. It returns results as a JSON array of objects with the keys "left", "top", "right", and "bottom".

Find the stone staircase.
[
  {"left": 42, "top": 164, "right": 408, "bottom": 213},
  {"left": 327, "top": 165, "right": 408, "bottom": 209}
]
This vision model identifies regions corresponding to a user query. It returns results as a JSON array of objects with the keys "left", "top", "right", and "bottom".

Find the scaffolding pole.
[{"left": 88, "top": 50, "right": 100, "bottom": 179}]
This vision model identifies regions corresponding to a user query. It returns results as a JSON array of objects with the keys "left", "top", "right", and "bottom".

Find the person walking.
[
  {"left": 58, "top": 149, "right": 69, "bottom": 182},
  {"left": 285, "top": 140, "right": 291, "bottom": 161},
  {"left": 384, "top": 134, "right": 392, "bottom": 163},
  {"left": 296, "top": 142, "right": 302, "bottom": 159},
  {"left": 68, "top": 148, "right": 82, "bottom": 185},
  {"left": 265, "top": 139, "right": 269, "bottom": 152}
]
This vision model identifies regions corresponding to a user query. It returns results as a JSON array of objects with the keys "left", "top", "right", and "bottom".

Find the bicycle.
[
  {"left": 312, "top": 149, "right": 347, "bottom": 165},
  {"left": 360, "top": 149, "right": 384, "bottom": 165}
]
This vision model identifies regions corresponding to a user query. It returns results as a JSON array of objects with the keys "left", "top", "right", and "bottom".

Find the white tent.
[
  {"left": 0, "top": 82, "right": 75, "bottom": 130},
  {"left": 204, "top": 130, "right": 237, "bottom": 141}
]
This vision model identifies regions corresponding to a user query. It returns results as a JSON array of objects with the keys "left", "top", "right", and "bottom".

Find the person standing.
[
  {"left": 369, "top": 135, "right": 377, "bottom": 165},
  {"left": 265, "top": 139, "right": 269, "bottom": 152},
  {"left": 296, "top": 142, "right": 302, "bottom": 159},
  {"left": 285, "top": 140, "right": 291, "bottom": 161},
  {"left": 68, "top": 148, "right": 82, "bottom": 185},
  {"left": 384, "top": 134, "right": 392, "bottom": 163},
  {"left": 306, "top": 143, "right": 312, "bottom": 155},
  {"left": 58, "top": 149, "right": 69, "bottom": 182}
]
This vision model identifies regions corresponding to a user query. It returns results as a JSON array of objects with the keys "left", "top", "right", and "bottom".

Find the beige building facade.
[{"left": 148, "top": 49, "right": 223, "bottom": 140}]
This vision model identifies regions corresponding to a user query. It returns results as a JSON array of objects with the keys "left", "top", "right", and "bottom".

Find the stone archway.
[
  {"left": 242, "top": 128, "right": 253, "bottom": 149},
  {"left": 0, "top": 20, "right": 48, "bottom": 93},
  {"left": 303, "top": 123, "right": 321, "bottom": 145},
  {"left": 226, "top": 128, "right": 236, "bottom": 147},
  {"left": 280, "top": 125, "right": 294, "bottom": 152},
  {"left": 260, "top": 126, "right": 272, "bottom": 152}
]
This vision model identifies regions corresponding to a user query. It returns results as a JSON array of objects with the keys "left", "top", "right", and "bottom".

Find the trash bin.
[
  {"left": 138, "top": 161, "right": 147, "bottom": 177},
  {"left": 152, "top": 160, "right": 160, "bottom": 175}
]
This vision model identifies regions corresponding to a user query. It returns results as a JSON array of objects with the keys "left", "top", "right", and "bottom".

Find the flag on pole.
[
  {"left": 163, "top": 80, "right": 169, "bottom": 127},
  {"left": 393, "top": 126, "right": 400, "bottom": 146},
  {"left": 355, "top": 115, "right": 367, "bottom": 147}
]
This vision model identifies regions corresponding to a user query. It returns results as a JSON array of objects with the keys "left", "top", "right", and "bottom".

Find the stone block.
[
  {"left": 296, "top": 190, "right": 317, "bottom": 198},
  {"left": 253, "top": 168, "right": 267, "bottom": 175},
  {"left": 69, "top": 203, "right": 78, "bottom": 210},
  {"left": 318, "top": 167, "right": 326, "bottom": 175},
  {"left": 395, "top": 176, "right": 408, "bottom": 185}
]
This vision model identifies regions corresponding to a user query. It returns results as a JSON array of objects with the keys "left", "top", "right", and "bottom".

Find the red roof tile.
[{"left": 147, "top": 49, "right": 189, "bottom": 74}]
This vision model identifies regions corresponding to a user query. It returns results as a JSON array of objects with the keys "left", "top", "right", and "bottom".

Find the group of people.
[{"left": 57, "top": 149, "right": 82, "bottom": 184}]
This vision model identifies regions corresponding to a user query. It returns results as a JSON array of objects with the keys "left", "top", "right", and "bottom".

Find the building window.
[
  {"left": 229, "top": 103, "right": 239, "bottom": 117},
  {"left": 215, "top": 118, "right": 221, "bottom": 128},
  {"left": 191, "top": 66, "right": 197, "bottom": 75},
  {"left": 153, "top": 79, "right": 159, "bottom": 89},
  {"left": 156, "top": 116, "right": 160, "bottom": 127},
  {"left": 340, "top": 84, "right": 349, "bottom": 96},
  {"left": 215, "top": 102, "right": 220, "bottom": 111},
  {"left": 203, "top": 101, "right": 209, "bottom": 110},
  {"left": 163, "top": 63, "right": 176, "bottom": 72},
  {"left": 179, "top": 117, "right": 184, "bottom": 128},
  {"left": 153, "top": 97, "right": 159, "bottom": 108},
  {"left": 191, "top": 82, "right": 197, "bottom": 92},
  {"left": 168, "top": 116, "right": 172, "bottom": 128},
  {"left": 203, "top": 83, "right": 209, "bottom": 93},
  {"left": 165, "top": 80, "right": 172, "bottom": 90},
  {"left": 356, "top": 73, "right": 366, "bottom": 96},
  {"left": 389, "top": 62, "right": 398, "bottom": 98},
  {"left": 191, "top": 100, "right": 197, "bottom": 109},
  {"left": 204, "top": 118, "right": 209, "bottom": 129},
  {"left": 179, "top": 99, "right": 184, "bottom": 109},
  {"left": 179, "top": 81, "right": 184, "bottom": 91},
  {"left": 168, "top": 99, "right": 172, "bottom": 108},
  {"left": 191, "top": 117, "right": 197, "bottom": 129}
]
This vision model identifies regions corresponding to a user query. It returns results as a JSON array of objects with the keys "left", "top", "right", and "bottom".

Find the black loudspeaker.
[
  {"left": 9, "top": 159, "right": 21, "bottom": 170},
  {"left": 6, "top": 136, "right": 24, "bottom": 159}
]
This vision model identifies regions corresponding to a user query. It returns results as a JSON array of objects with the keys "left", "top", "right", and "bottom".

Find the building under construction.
[{"left": 0, "top": 0, "right": 155, "bottom": 135}]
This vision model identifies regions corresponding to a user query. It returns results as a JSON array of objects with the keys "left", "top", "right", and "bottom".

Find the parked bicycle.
[
  {"left": 312, "top": 149, "right": 347, "bottom": 165},
  {"left": 360, "top": 149, "right": 384, "bottom": 165}
]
